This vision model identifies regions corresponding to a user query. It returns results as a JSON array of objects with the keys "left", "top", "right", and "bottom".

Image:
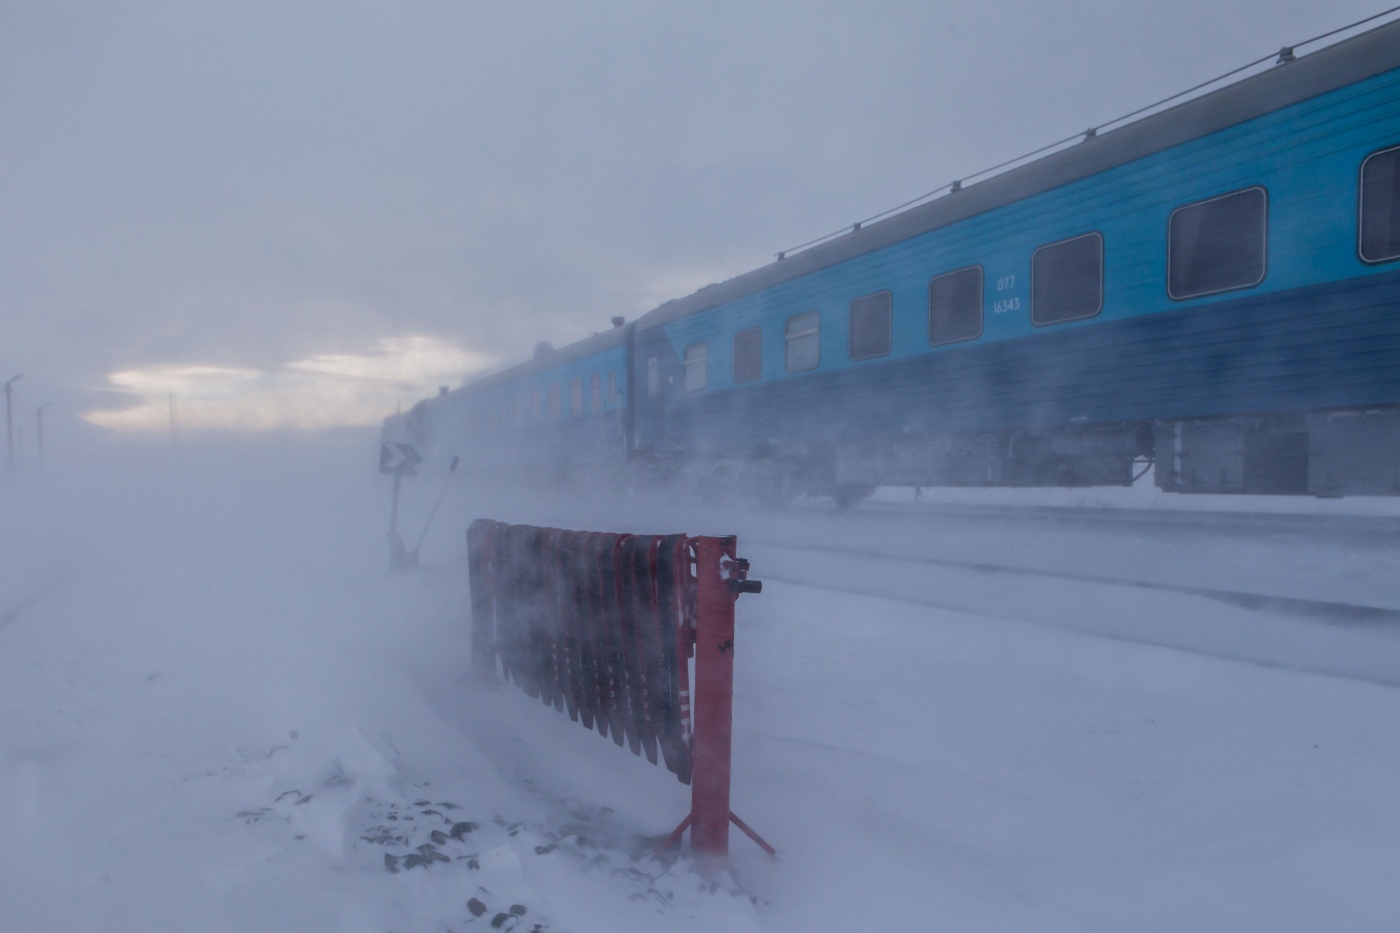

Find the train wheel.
[{"left": 832, "top": 484, "right": 875, "bottom": 510}]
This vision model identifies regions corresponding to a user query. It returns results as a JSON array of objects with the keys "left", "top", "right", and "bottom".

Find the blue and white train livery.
[{"left": 388, "top": 20, "right": 1400, "bottom": 503}]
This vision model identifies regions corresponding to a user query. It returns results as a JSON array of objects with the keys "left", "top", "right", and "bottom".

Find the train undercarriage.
[
  {"left": 442, "top": 405, "right": 1400, "bottom": 508},
  {"left": 632, "top": 405, "right": 1400, "bottom": 507}
]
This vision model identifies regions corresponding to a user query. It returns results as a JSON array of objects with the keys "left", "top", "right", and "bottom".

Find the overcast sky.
[{"left": 0, "top": 0, "right": 1386, "bottom": 434}]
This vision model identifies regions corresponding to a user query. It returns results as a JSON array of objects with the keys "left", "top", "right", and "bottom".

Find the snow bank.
[{"left": 0, "top": 432, "right": 761, "bottom": 932}]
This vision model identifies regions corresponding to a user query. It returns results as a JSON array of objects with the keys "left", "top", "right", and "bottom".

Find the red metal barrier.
[{"left": 466, "top": 520, "right": 771, "bottom": 868}]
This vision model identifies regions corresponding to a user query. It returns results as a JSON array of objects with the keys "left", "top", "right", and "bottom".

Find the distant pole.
[
  {"left": 4, "top": 373, "right": 23, "bottom": 470},
  {"left": 35, "top": 404, "right": 48, "bottom": 461}
]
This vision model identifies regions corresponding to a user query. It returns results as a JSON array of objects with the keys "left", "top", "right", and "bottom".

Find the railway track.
[
  {"left": 794, "top": 497, "right": 1400, "bottom": 549},
  {"left": 744, "top": 538, "right": 1400, "bottom": 690},
  {"left": 751, "top": 539, "right": 1400, "bottom": 626}
]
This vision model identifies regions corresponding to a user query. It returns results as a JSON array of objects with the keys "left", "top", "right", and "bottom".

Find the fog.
[
  {"left": 8, "top": 430, "right": 1400, "bottom": 930},
  {"left": 1, "top": 0, "right": 1379, "bottom": 423},
  {"left": 5, "top": 2, "right": 1400, "bottom": 931}
]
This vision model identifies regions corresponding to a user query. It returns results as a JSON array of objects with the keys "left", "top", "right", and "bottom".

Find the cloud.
[{"left": 83, "top": 336, "right": 491, "bottom": 433}]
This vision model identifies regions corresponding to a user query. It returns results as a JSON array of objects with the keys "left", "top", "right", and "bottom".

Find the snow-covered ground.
[{"left": 4, "top": 433, "right": 1400, "bottom": 931}]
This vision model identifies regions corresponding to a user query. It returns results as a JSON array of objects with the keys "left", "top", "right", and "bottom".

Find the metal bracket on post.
[{"left": 659, "top": 535, "right": 773, "bottom": 872}]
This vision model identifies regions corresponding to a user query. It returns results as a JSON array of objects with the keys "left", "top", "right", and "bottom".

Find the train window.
[
  {"left": 684, "top": 343, "right": 708, "bottom": 391},
  {"left": 569, "top": 377, "right": 584, "bottom": 416},
  {"left": 785, "top": 311, "right": 821, "bottom": 372},
  {"left": 647, "top": 358, "right": 659, "bottom": 398},
  {"left": 1360, "top": 145, "right": 1400, "bottom": 263},
  {"left": 928, "top": 266, "right": 983, "bottom": 346},
  {"left": 733, "top": 327, "right": 762, "bottom": 383},
  {"left": 1032, "top": 232, "right": 1103, "bottom": 325},
  {"left": 590, "top": 372, "right": 601, "bottom": 412},
  {"left": 1168, "top": 186, "right": 1267, "bottom": 299},
  {"left": 849, "top": 291, "right": 893, "bottom": 360},
  {"left": 530, "top": 390, "right": 541, "bottom": 423},
  {"left": 607, "top": 369, "right": 618, "bottom": 403},
  {"left": 549, "top": 385, "right": 561, "bottom": 419}
]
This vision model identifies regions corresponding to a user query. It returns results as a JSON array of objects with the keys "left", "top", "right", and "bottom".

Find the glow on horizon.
[{"left": 83, "top": 335, "right": 493, "bottom": 432}]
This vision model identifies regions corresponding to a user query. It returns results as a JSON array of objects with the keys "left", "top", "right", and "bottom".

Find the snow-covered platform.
[{"left": 3, "top": 438, "right": 1399, "bottom": 931}]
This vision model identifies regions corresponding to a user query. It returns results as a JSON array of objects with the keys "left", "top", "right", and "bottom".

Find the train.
[{"left": 385, "top": 19, "right": 1400, "bottom": 505}]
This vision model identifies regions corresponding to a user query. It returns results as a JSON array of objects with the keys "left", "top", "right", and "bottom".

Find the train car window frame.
[
  {"left": 548, "top": 384, "right": 561, "bottom": 420},
  {"left": 848, "top": 291, "right": 893, "bottom": 361},
  {"left": 684, "top": 342, "right": 708, "bottom": 392},
  {"left": 733, "top": 326, "right": 762, "bottom": 383},
  {"left": 1360, "top": 144, "right": 1400, "bottom": 264},
  {"left": 928, "top": 265, "right": 984, "bottom": 347},
  {"left": 646, "top": 357, "right": 659, "bottom": 398},
  {"left": 590, "top": 372, "right": 601, "bottom": 412},
  {"left": 680, "top": 341, "right": 705, "bottom": 389},
  {"left": 530, "top": 390, "right": 541, "bottom": 423},
  {"left": 607, "top": 369, "right": 618, "bottom": 404},
  {"left": 1167, "top": 186, "right": 1268, "bottom": 300},
  {"left": 785, "top": 310, "right": 821, "bottom": 373},
  {"left": 569, "top": 377, "right": 584, "bottom": 416},
  {"left": 1031, "top": 231, "right": 1104, "bottom": 326}
]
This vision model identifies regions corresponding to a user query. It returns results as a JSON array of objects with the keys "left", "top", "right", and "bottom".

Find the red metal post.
[{"left": 690, "top": 535, "right": 737, "bottom": 863}]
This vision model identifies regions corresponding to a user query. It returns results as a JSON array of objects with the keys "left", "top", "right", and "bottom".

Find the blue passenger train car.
[
  {"left": 387, "top": 20, "right": 1400, "bottom": 503},
  {"left": 399, "top": 326, "right": 631, "bottom": 483}
]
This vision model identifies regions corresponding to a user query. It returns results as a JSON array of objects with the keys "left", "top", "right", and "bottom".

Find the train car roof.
[{"left": 635, "top": 18, "right": 1400, "bottom": 333}]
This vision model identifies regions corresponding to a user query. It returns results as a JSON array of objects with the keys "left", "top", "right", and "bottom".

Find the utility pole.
[
  {"left": 35, "top": 404, "right": 48, "bottom": 461},
  {"left": 4, "top": 373, "right": 22, "bottom": 470}
]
